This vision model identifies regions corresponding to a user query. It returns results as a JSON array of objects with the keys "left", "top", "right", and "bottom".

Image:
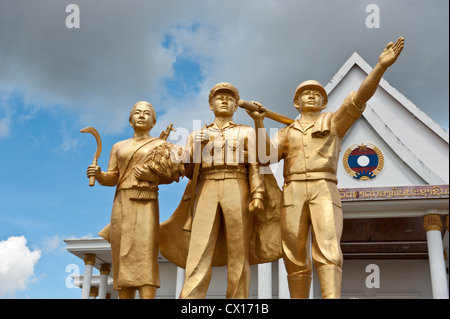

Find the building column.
[
  {"left": 423, "top": 213, "right": 449, "bottom": 299},
  {"left": 258, "top": 262, "right": 272, "bottom": 298},
  {"left": 278, "top": 259, "right": 290, "bottom": 299},
  {"left": 175, "top": 267, "right": 185, "bottom": 299},
  {"left": 445, "top": 215, "right": 449, "bottom": 284},
  {"left": 81, "top": 253, "right": 96, "bottom": 299},
  {"left": 98, "top": 263, "right": 111, "bottom": 299}
]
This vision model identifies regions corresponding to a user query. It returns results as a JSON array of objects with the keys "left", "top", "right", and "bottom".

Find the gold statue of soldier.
[
  {"left": 160, "top": 83, "right": 282, "bottom": 298},
  {"left": 246, "top": 37, "right": 405, "bottom": 298}
]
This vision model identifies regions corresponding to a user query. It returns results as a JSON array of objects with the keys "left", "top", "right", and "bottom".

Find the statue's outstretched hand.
[{"left": 378, "top": 37, "right": 404, "bottom": 69}]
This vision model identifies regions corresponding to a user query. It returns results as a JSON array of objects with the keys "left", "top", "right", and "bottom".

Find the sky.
[{"left": 0, "top": 0, "right": 448, "bottom": 299}]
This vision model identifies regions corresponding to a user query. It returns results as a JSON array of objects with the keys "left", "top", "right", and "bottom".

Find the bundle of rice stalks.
[{"left": 130, "top": 142, "right": 185, "bottom": 201}]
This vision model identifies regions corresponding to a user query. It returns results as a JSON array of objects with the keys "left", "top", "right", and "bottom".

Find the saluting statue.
[{"left": 246, "top": 37, "right": 405, "bottom": 298}]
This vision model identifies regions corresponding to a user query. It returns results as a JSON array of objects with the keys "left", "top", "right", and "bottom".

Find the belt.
[
  {"left": 200, "top": 169, "right": 248, "bottom": 180},
  {"left": 285, "top": 172, "right": 337, "bottom": 183}
]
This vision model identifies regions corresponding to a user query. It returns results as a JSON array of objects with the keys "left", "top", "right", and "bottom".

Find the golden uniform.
[
  {"left": 272, "top": 92, "right": 365, "bottom": 298},
  {"left": 180, "top": 121, "right": 264, "bottom": 299}
]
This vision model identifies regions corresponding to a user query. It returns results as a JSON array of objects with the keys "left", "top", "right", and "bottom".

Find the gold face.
[
  {"left": 209, "top": 91, "right": 238, "bottom": 117},
  {"left": 295, "top": 89, "right": 326, "bottom": 113},
  {"left": 130, "top": 104, "right": 154, "bottom": 131}
]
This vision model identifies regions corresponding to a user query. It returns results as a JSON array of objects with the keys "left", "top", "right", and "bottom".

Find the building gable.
[{"left": 323, "top": 53, "right": 449, "bottom": 187}]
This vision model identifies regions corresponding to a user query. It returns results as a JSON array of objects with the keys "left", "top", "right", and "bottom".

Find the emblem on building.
[{"left": 343, "top": 143, "right": 384, "bottom": 180}]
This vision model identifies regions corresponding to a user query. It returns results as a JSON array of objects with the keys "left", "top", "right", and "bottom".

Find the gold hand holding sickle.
[
  {"left": 80, "top": 127, "right": 102, "bottom": 186},
  {"left": 81, "top": 124, "right": 177, "bottom": 188}
]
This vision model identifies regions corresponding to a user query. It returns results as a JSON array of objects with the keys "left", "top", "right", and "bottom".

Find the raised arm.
[{"left": 353, "top": 37, "right": 405, "bottom": 107}]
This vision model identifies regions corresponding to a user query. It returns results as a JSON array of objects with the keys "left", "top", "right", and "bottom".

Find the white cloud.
[
  {"left": 65, "top": 233, "right": 95, "bottom": 240},
  {"left": 0, "top": 0, "right": 447, "bottom": 135},
  {"left": 0, "top": 113, "right": 11, "bottom": 139},
  {"left": 0, "top": 236, "right": 41, "bottom": 298},
  {"left": 42, "top": 235, "right": 64, "bottom": 253},
  {"left": 0, "top": 93, "right": 14, "bottom": 139},
  {"left": 58, "top": 121, "right": 80, "bottom": 153}
]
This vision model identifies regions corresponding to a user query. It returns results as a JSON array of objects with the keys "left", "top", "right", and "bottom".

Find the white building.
[{"left": 65, "top": 52, "right": 449, "bottom": 299}]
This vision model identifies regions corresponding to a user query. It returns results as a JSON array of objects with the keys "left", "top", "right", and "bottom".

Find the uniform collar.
[
  {"left": 290, "top": 119, "right": 315, "bottom": 133},
  {"left": 207, "top": 120, "right": 236, "bottom": 130}
]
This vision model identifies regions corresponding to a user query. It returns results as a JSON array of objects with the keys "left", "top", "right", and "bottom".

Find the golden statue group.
[{"left": 85, "top": 37, "right": 404, "bottom": 299}]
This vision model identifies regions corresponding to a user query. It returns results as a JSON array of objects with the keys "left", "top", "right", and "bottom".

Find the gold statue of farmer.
[{"left": 87, "top": 101, "right": 183, "bottom": 299}]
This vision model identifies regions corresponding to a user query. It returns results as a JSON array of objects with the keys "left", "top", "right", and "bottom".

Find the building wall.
[
  {"left": 155, "top": 258, "right": 436, "bottom": 299},
  {"left": 338, "top": 259, "right": 433, "bottom": 299},
  {"left": 156, "top": 263, "right": 270, "bottom": 299}
]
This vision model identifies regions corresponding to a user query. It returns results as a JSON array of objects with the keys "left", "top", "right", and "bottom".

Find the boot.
[
  {"left": 316, "top": 265, "right": 342, "bottom": 299},
  {"left": 118, "top": 287, "right": 136, "bottom": 299},
  {"left": 139, "top": 285, "right": 157, "bottom": 299},
  {"left": 287, "top": 273, "right": 312, "bottom": 299}
]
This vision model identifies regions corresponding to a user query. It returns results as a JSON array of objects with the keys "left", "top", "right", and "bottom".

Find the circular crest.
[{"left": 343, "top": 143, "right": 384, "bottom": 180}]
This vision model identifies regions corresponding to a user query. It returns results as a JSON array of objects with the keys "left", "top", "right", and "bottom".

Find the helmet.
[
  {"left": 208, "top": 82, "right": 240, "bottom": 104},
  {"left": 293, "top": 80, "right": 328, "bottom": 105}
]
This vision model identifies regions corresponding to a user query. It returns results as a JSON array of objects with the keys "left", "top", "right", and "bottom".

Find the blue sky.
[{"left": 0, "top": 0, "right": 448, "bottom": 298}]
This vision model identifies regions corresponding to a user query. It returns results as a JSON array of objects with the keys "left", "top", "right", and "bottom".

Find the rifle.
[{"left": 238, "top": 100, "right": 294, "bottom": 125}]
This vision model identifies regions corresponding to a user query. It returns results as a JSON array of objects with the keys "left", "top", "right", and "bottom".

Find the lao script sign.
[{"left": 339, "top": 185, "right": 449, "bottom": 201}]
